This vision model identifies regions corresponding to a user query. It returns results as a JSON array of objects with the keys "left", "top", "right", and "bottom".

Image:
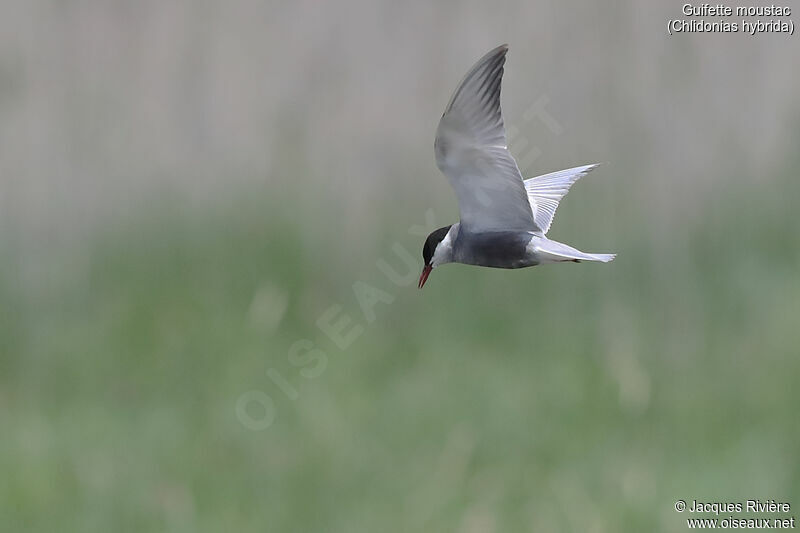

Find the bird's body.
[
  {"left": 445, "top": 225, "right": 613, "bottom": 269},
  {"left": 418, "top": 44, "right": 615, "bottom": 288},
  {"left": 454, "top": 227, "right": 535, "bottom": 269}
]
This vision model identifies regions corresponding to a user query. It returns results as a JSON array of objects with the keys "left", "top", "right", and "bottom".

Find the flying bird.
[{"left": 419, "top": 44, "right": 615, "bottom": 288}]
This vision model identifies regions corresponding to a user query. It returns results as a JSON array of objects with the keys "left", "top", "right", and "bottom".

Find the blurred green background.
[{"left": 2, "top": 1, "right": 800, "bottom": 531}]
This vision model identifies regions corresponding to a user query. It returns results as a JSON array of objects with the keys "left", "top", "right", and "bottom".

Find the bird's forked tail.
[{"left": 533, "top": 237, "right": 616, "bottom": 264}]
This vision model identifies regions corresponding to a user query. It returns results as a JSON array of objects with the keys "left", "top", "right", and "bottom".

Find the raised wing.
[
  {"left": 434, "top": 45, "right": 538, "bottom": 233},
  {"left": 524, "top": 164, "right": 599, "bottom": 234}
]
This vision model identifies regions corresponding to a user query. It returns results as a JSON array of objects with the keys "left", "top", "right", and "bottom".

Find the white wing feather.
[{"left": 524, "top": 164, "right": 600, "bottom": 234}]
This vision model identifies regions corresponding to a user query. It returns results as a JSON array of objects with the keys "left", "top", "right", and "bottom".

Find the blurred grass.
[
  {"left": 1, "top": 158, "right": 800, "bottom": 532},
  {"left": 3, "top": 1, "right": 800, "bottom": 530}
]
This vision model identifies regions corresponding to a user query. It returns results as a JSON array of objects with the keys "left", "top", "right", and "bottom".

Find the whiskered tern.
[{"left": 419, "top": 44, "right": 616, "bottom": 288}]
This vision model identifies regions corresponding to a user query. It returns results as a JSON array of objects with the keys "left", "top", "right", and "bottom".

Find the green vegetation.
[{"left": 2, "top": 162, "right": 798, "bottom": 531}]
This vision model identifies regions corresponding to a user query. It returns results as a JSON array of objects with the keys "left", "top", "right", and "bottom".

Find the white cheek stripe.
[{"left": 431, "top": 224, "right": 459, "bottom": 267}]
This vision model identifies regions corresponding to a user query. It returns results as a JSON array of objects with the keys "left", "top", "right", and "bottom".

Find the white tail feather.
[
  {"left": 532, "top": 237, "right": 616, "bottom": 264},
  {"left": 585, "top": 253, "right": 616, "bottom": 263}
]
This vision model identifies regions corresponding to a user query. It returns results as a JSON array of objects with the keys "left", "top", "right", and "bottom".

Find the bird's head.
[{"left": 419, "top": 225, "right": 454, "bottom": 288}]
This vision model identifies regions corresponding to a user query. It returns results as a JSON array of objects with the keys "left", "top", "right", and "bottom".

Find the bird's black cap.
[{"left": 422, "top": 225, "right": 452, "bottom": 266}]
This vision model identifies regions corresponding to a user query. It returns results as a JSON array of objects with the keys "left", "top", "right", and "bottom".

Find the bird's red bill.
[{"left": 418, "top": 264, "right": 432, "bottom": 289}]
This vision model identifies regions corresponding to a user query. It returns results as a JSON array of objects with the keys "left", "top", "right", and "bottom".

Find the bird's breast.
[{"left": 453, "top": 231, "right": 538, "bottom": 269}]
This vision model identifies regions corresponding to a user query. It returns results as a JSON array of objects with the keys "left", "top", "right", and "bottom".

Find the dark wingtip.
[{"left": 490, "top": 43, "right": 509, "bottom": 57}]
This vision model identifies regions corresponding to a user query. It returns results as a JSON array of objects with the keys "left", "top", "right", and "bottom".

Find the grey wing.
[{"left": 434, "top": 45, "right": 540, "bottom": 233}]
